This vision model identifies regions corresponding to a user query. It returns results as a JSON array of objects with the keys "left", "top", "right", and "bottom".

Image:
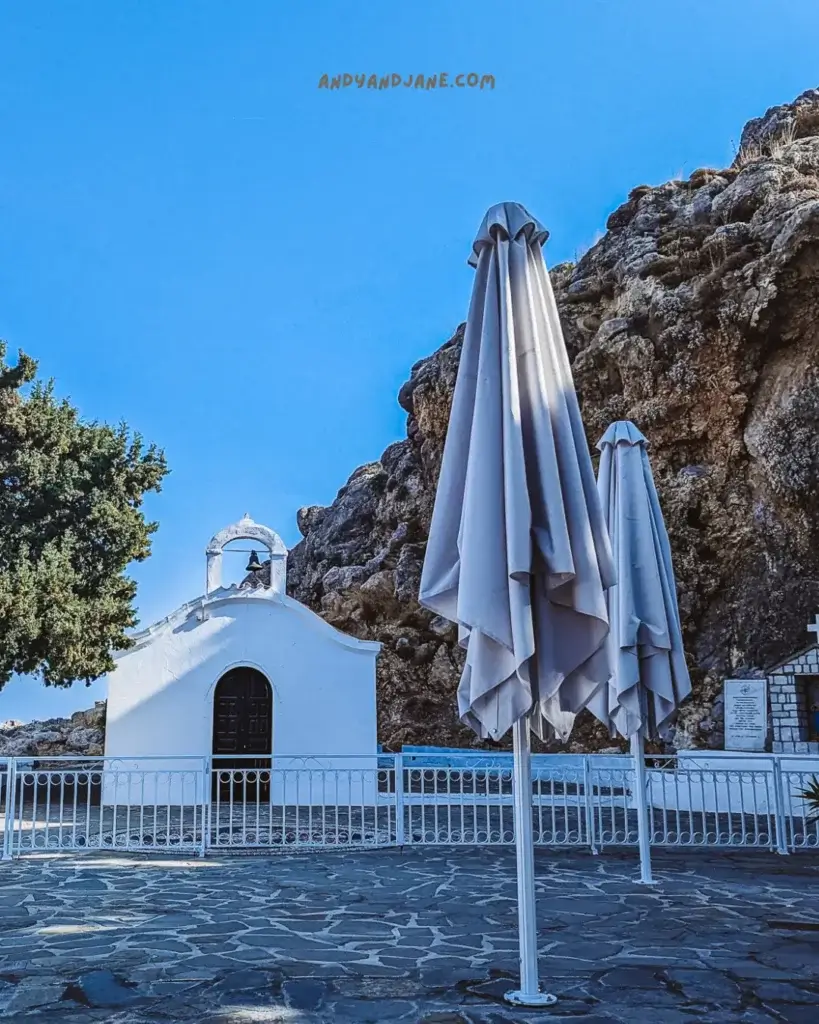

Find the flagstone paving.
[{"left": 0, "top": 847, "right": 818, "bottom": 1023}]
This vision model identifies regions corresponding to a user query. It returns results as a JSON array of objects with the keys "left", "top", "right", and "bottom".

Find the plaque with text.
[{"left": 724, "top": 679, "right": 767, "bottom": 751}]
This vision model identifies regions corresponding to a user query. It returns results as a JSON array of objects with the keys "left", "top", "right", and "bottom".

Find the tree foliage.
[{"left": 0, "top": 343, "right": 168, "bottom": 688}]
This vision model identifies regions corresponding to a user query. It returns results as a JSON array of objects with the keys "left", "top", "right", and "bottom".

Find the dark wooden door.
[
  {"left": 809, "top": 679, "right": 819, "bottom": 741},
  {"left": 212, "top": 668, "right": 271, "bottom": 800}
]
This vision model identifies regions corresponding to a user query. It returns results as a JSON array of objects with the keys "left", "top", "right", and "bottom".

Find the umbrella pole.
[
  {"left": 504, "top": 718, "right": 557, "bottom": 1007},
  {"left": 631, "top": 731, "right": 656, "bottom": 885}
]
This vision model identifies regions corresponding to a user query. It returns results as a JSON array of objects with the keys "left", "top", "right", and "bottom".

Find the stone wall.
[{"left": 769, "top": 646, "right": 819, "bottom": 753}]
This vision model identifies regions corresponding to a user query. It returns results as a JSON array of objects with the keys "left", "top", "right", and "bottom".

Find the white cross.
[{"left": 808, "top": 614, "right": 819, "bottom": 643}]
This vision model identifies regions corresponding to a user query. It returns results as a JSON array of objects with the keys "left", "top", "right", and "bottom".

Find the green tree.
[{"left": 0, "top": 343, "right": 168, "bottom": 688}]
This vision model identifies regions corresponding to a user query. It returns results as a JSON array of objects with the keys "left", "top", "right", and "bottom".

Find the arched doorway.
[{"left": 212, "top": 667, "right": 272, "bottom": 801}]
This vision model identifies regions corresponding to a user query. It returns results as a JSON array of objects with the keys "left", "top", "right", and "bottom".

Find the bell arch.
[{"left": 205, "top": 514, "right": 287, "bottom": 594}]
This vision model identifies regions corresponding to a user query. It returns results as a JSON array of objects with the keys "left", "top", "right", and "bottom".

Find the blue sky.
[{"left": 1, "top": 0, "right": 818, "bottom": 723}]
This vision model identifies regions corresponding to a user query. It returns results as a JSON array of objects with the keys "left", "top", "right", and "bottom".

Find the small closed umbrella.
[
  {"left": 419, "top": 202, "right": 615, "bottom": 1006},
  {"left": 589, "top": 421, "right": 691, "bottom": 884}
]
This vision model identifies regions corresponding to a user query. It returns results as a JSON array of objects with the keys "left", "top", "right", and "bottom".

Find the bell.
[{"left": 245, "top": 550, "right": 263, "bottom": 573}]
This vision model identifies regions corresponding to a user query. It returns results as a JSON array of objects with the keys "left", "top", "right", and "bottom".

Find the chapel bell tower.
[{"left": 205, "top": 514, "right": 288, "bottom": 596}]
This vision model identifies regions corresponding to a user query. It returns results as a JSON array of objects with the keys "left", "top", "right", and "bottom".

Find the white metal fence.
[{"left": 1, "top": 753, "right": 817, "bottom": 859}]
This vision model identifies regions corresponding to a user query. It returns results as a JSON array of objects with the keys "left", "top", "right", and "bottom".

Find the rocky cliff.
[
  {"left": 284, "top": 88, "right": 819, "bottom": 753},
  {"left": 0, "top": 703, "right": 105, "bottom": 758}
]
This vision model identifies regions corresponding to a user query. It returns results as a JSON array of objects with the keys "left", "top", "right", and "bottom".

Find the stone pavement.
[{"left": 0, "top": 847, "right": 818, "bottom": 1024}]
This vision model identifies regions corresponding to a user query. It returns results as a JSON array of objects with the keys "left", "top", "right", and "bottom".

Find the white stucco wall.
[{"left": 102, "top": 589, "right": 380, "bottom": 806}]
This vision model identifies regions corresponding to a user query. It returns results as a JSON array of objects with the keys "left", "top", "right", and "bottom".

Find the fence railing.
[{"left": 1, "top": 753, "right": 817, "bottom": 859}]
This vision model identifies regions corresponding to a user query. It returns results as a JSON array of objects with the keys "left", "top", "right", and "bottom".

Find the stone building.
[{"left": 767, "top": 616, "right": 819, "bottom": 754}]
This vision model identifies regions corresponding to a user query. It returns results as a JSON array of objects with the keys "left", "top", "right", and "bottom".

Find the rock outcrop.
[
  {"left": 281, "top": 88, "right": 819, "bottom": 752},
  {"left": 0, "top": 702, "right": 106, "bottom": 757}
]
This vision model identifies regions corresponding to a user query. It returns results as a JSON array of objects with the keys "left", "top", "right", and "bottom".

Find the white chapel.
[{"left": 103, "top": 515, "right": 380, "bottom": 797}]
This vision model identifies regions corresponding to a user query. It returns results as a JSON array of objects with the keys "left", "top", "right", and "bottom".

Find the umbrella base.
[{"left": 504, "top": 989, "right": 558, "bottom": 1007}]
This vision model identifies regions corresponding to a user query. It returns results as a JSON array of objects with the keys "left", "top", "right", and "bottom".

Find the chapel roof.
[{"left": 117, "top": 583, "right": 380, "bottom": 659}]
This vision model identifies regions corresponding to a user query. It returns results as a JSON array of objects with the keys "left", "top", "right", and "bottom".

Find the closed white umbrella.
[
  {"left": 419, "top": 202, "right": 615, "bottom": 1006},
  {"left": 589, "top": 421, "right": 691, "bottom": 884}
]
